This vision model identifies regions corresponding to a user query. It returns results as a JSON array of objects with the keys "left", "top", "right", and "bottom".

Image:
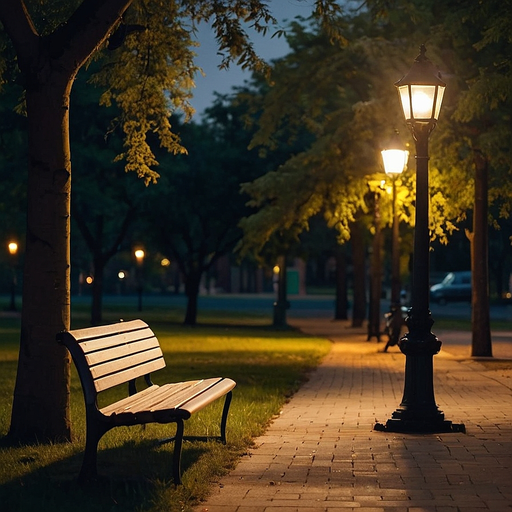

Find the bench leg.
[
  {"left": 79, "top": 418, "right": 109, "bottom": 484},
  {"left": 220, "top": 391, "right": 233, "bottom": 445},
  {"left": 172, "top": 419, "right": 184, "bottom": 485}
]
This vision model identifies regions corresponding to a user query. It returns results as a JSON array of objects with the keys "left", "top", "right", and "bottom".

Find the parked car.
[{"left": 430, "top": 271, "right": 472, "bottom": 304}]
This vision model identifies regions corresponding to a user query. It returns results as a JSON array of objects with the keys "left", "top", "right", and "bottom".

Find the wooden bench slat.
[
  {"left": 80, "top": 328, "right": 156, "bottom": 354},
  {"left": 94, "top": 358, "right": 166, "bottom": 392},
  {"left": 99, "top": 384, "right": 161, "bottom": 415},
  {"left": 100, "top": 379, "right": 231, "bottom": 422},
  {"left": 69, "top": 319, "right": 149, "bottom": 342},
  {"left": 85, "top": 337, "right": 162, "bottom": 366},
  {"left": 155, "top": 378, "right": 223, "bottom": 410},
  {"left": 178, "top": 378, "right": 236, "bottom": 415},
  {"left": 89, "top": 347, "right": 164, "bottom": 380},
  {"left": 99, "top": 381, "right": 201, "bottom": 416}
]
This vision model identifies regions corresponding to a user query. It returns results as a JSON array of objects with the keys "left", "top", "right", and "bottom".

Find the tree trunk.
[
  {"left": 9, "top": 77, "right": 73, "bottom": 442},
  {"left": 184, "top": 267, "right": 202, "bottom": 326},
  {"left": 368, "top": 195, "right": 382, "bottom": 341},
  {"left": 334, "top": 245, "right": 348, "bottom": 320},
  {"left": 1, "top": 0, "right": 132, "bottom": 444},
  {"left": 470, "top": 151, "right": 492, "bottom": 357},
  {"left": 350, "top": 220, "right": 367, "bottom": 328},
  {"left": 91, "top": 256, "right": 105, "bottom": 326}
]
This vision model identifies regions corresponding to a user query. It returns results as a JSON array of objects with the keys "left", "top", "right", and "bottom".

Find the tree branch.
[
  {"left": 51, "top": 0, "right": 133, "bottom": 72},
  {"left": 0, "top": 0, "right": 39, "bottom": 72}
]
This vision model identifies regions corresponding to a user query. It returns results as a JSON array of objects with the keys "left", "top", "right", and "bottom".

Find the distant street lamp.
[
  {"left": 381, "top": 132, "right": 408, "bottom": 350},
  {"left": 8, "top": 241, "right": 18, "bottom": 311},
  {"left": 376, "top": 45, "right": 463, "bottom": 433},
  {"left": 273, "top": 257, "right": 289, "bottom": 327},
  {"left": 135, "top": 249, "right": 145, "bottom": 312}
]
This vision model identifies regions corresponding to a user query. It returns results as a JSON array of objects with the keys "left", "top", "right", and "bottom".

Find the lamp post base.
[
  {"left": 374, "top": 310, "right": 466, "bottom": 434},
  {"left": 273, "top": 300, "right": 290, "bottom": 327},
  {"left": 375, "top": 412, "right": 465, "bottom": 433}
]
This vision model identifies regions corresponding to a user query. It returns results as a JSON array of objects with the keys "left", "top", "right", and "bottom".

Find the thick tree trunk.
[
  {"left": 1, "top": 0, "right": 132, "bottom": 444},
  {"left": 470, "top": 152, "right": 492, "bottom": 357},
  {"left": 334, "top": 245, "right": 348, "bottom": 320},
  {"left": 350, "top": 220, "right": 367, "bottom": 328},
  {"left": 9, "top": 78, "right": 72, "bottom": 442}
]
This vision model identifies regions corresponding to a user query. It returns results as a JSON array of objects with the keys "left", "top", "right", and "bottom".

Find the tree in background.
[
  {"left": 140, "top": 98, "right": 276, "bottom": 326},
  {"left": 70, "top": 67, "right": 145, "bottom": 325},
  {"left": 238, "top": 19, "right": 415, "bottom": 329}
]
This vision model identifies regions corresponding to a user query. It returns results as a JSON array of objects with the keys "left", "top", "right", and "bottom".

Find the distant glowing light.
[{"left": 8, "top": 242, "right": 18, "bottom": 255}]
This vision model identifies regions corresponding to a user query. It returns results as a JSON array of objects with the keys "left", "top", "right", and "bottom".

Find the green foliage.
[
  {"left": 238, "top": 19, "right": 416, "bottom": 256},
  {"left": 0, "top": 0, "right": 344, "bottom": 183},
  {"left": 237, "top": 0, "right": 512, "bottom": 262},
  {"left": 91, "top": 1, "right": 198, "bottom": 183}
]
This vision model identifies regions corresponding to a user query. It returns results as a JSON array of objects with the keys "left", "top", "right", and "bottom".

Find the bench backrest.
[{"left": 57, "top": 319, "right": 165, "bottom": 404}]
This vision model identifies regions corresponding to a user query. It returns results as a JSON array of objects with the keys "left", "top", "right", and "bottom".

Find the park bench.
[{"left": 57, "top": 319, "right": 236, "bottom": 485}]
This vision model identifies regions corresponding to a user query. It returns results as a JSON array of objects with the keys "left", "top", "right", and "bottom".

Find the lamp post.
[
  {"left": 134, "top": 249, "right": 145, "bottom": 312},
  {"left": 8, "top": 241, "right": 18, "bottom": 311},
  {"left": 381, "top": 133, "right": 408, "bottom": 349},
  {"left": 367, "top": 179, "right": 384, "bottom": 342},
  {"left": 375, "top": 45, "right": 463, "bottom": 433}
]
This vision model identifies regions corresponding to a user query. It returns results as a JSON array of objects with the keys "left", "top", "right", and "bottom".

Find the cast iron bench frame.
[{"left": 57, "top": 319, "right": 236, "bottom": 484}]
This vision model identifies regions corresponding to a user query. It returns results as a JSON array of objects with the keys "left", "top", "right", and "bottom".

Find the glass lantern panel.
[
  {"left": 381, "top": 149, "right": 409, "bottom": 175},
  {"left": 434, "top": 85, "right": 445, "bottom": 120},
  {"left": 398, "top": 86, "right": 411, "bottom": 120},
  {"left": 410, "top": 84, "right": 436, "bottom": 119}
]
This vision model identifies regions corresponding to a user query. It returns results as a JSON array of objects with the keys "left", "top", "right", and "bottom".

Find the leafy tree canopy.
[{"left": 0, "top": 0, "right": 345, "bottom": 184}]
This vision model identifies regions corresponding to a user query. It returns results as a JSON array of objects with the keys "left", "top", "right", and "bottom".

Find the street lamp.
[
  {"left": 134, "top": 249, "right": 145, "bottom": 312},
  {"left": 8, "top": 241, "right": 18, "bottom": 311},
  {"left": 376, "top": 45, "right": 463, "bottom": 433},
  {"left": 381, "top": 132, "right": 408, "bottom": 350}
]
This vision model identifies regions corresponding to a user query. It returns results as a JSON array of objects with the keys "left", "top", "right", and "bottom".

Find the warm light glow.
[
  {"left": 118, "top": 271, "right": 126, "bottom": 280},
  {"left": 8, "top": 242, "right": 18, "bottom": 255},
  {"left": 381, "top": 149, "right": 409, "bottom": 175},
  {"left": 134, "top": 249, "right": 145, "bottom": 261},
  {"left": 411, "top": 86, "right": 435, "bottom": 118},
  {"left": 273, "top": 265, "right": 280, "bottom": 274},
  {"left": 86, "top": 276, "right": 94, "bottom": 285},
  {"left": 398, "top": 84, "right": 445, "bottom": 122},
  {"left": 161, "top": 258, "right": 171, "bottom": 267}
]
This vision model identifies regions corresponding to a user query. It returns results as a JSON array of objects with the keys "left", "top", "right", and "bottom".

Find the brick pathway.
[{"left": 195, "top": 319, "right": 512, "bottom": 512}]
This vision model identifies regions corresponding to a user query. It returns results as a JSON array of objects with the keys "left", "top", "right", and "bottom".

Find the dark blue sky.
[{"left": 191, "top": 1, "right": 321, "bottom": 116}]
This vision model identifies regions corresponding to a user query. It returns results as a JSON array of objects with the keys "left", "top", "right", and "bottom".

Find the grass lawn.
[{"left": 0, "top": 298, "right": 331, "bottom": 512}]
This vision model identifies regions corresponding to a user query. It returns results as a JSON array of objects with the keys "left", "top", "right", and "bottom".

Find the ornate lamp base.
[
  {"left": 375, "top": 409, "right": 465, "bottom": 433},
  {"left": 374, "top": 310, "right": 466, "bottom": 434}
]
